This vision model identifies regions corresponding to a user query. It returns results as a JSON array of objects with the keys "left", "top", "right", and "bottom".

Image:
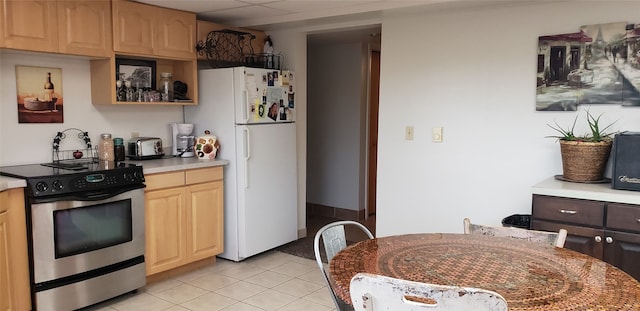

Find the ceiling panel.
[
  {"left": 135, "top": 0, "right": 436, "bottom": 28},
  {"left": 198, "top": 5, "right": 288, "bottom": 23},
  {"left": 135, "top": 0, "right": 244, "bottom": 13}
]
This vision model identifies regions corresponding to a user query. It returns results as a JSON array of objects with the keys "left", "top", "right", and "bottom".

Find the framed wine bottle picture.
[{"left": 15, "top": 65, "right": 63, "bottom": 123}]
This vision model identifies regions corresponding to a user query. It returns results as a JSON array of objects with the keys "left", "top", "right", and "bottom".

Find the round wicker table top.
[{"left": 329, "top": 233, "right": 640, "bottom": 310}]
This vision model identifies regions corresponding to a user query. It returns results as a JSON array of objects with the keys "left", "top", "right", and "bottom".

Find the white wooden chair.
[
  {"left": 463, "top": 217, "right": 568, "bottom": 248},
  {"left": 314, "top": 220, "right": 374, "bottom": 310},
  {"left": 350, "top": 273, "right": 508, "bottom": 311}
]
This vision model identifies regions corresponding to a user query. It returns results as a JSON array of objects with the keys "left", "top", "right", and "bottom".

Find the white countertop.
[
  {"left": 0, "top": 176, "right": 27, "bottom": 191},
  {"left": 532, "top": 177, "right": 640, "bottom": 205},
  {"left": 123, "top": 157, "right": 229, "bottom": 175}
]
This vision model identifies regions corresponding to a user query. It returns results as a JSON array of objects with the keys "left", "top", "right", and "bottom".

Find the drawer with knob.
[
  {"left": 532, "top": 195, "right": 604, "bottom": 227},
  {"left": 606, "top": 203, "right": 640, "bottom": 233}
]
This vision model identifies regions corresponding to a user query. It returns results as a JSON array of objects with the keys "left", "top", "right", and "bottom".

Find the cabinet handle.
[
  {"left": 636, "top": 218, "right": 640, "bottom": 223},
  {"left": 558, "top": 209, "right": 578, "bottom": 215},
  {"left": 606, "top": 237, "right": 613, "bottom": 244},
  {"left": 595, "top": 236, "right": 602, "bottom": 243}
]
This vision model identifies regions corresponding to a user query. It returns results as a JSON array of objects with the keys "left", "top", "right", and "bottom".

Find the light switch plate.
[
  {"left": 405, "top": 126, "right": 414, "bottom": 141},
  {"left": 432, "top": 127, "right": 443, "bottom": 142}
]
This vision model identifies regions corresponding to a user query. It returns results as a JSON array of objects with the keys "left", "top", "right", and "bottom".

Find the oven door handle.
[{"left": 32, "top": 184, "right": 145, "bottom": 203}]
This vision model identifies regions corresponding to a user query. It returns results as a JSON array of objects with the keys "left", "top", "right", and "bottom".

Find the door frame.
[{"left": 366, "top": 50, "right": 380, "bottom": 217}]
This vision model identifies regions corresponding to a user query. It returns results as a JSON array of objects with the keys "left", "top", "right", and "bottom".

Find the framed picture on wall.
[
  {"left": 15, "top": 65, "right": 63, "bottom": 123},
  {"left": 116, "top": 58, "right": 156, "bottom": 90}
]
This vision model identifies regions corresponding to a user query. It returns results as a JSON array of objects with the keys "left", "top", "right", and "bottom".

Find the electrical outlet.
[
  {"left": 405, "top": 126, "right": 414, "bottom": 141},
  {"left": 432, "top": 127, "right": 443, "bottom": 142}
]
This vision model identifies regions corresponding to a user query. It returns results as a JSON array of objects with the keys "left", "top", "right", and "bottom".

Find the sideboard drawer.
[
  {"left": 607, "top": 203, "right": 640, "bottom": 233},
  {"left": 532, "top": 195, "right": 604, "bottom": 227}
]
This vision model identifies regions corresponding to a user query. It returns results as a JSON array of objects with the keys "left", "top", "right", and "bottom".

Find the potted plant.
[{"left": 547, "top": 109, "right": 617, "bottom": 182}]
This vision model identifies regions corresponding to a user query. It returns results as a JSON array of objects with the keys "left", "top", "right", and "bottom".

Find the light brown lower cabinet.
[
  {"left": 0, "top": 188, "right": 31, "bottom": 311},
  {"left": 144, "top": 167, "right": 224, "bottom": 276}
]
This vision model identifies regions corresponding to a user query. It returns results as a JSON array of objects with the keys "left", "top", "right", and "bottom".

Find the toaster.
[{"left": 127, "top": 137, "right": 164, "bottom": 160}]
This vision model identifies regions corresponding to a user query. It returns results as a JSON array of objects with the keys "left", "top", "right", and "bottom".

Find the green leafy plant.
[{"left": 547, "top": 109, "right": 617, "bottom": 142}]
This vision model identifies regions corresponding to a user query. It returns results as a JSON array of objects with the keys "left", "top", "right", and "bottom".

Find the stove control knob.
[
  {"left": 124, "top": 172, "right": 134, "bottom": 181},
  {"left": 35, "top": 181, "right": 48, "bottom": 193},
  {"left": 52, "top": 180, "right": 64, "bottom": 191}
]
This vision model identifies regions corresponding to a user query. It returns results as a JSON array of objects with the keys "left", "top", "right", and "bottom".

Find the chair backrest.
[
  {"left": 463, "top": 217, "right": 568, "bottom": 248},
  {"left": 314, "top": 220, "right": 374, "bottom": 310},
  {"left": 350, "top": 273, "right": 508, "bottom": 311}
]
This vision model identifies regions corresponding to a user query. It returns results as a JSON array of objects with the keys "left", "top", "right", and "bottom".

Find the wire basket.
[
  {"left": 51, "top": 128, "right": 97, "bottom": 164},
  {"left": 196, "top": 29, "right": 282, "bottom": 70}
]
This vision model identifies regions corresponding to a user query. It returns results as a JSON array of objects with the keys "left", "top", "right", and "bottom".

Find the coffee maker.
[{"left": 170, "top": 123, "right": 195, "bottom": 157}]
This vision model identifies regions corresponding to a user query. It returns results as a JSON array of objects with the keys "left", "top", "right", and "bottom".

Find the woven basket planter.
[{"left": 559, "top": 140, "right": 612, "bottom": 182}]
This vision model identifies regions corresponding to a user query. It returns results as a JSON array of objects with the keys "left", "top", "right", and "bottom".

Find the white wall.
[
  {"left": 307, "top": 42, "right": 367, "bottom": 211},
  {"left": 376, "top": 1, "right": 640, "bottom": 236},
  {"left": 0, "top": 51, "right": 183, "bottom": 166}
]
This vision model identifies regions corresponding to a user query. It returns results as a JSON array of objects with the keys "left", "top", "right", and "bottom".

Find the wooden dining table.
[{"left": 329, "top": 233, "right": 640, "bottom": 310}]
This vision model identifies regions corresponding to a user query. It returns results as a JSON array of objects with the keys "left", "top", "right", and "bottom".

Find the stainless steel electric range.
[{"left": 0, "top": 162, "right": 147, "bottom": 311}]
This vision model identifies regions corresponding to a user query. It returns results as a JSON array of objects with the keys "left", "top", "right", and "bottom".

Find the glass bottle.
[
  {"left": 44, "top": 72, "right": 54, "bottom": 101},
  {"left": 98, "top": 133, "right": 115, "bottom": 162},
  {"left": 159, "top": 72, "right": 173, "bottom": 102},
  {"left": 136, "top": 81, "right": 144, "bottom": 102},
  {"left": 116, "top": 73, "right": 126, "bottom": 101},
  {"left": 125, "top": 80, "right": 134, "bottom": 102}
]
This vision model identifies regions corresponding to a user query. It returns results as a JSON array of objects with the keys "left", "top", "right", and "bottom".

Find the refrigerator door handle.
[
  {"left": 242, "top": 90, "right": 250, "bottom": 123},
  {"left": 243, "top": 127, "right": 250, "bottom": 188}
]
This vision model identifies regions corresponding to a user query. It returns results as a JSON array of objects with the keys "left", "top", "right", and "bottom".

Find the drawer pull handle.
[
  {"left": 606, "top": 237, "right": 613, "bottom": 244},
  {"left": 558, "top": 209, "right": 578, "bottom": 215},
  {"left": 595, "top": 236, "right": 602, "bottom": 243}
]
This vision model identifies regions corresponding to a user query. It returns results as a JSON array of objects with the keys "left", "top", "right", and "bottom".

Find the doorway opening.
[{"left": 306, "top": 25, "right": 381, "bottom": 235}]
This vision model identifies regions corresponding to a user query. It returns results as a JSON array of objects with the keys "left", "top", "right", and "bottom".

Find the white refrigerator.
[{"left": 185, "top": 67, "right": 297, "bottom": 261}]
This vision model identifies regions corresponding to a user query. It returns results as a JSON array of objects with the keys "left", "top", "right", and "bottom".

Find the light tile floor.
[{"left": 86, "top": 251, "right": 338, "bottom": 311}]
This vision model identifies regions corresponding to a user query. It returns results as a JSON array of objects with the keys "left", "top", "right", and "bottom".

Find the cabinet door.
[
  {"left": 112, "top": 0, "right": 156, "bottom": 55},
  {"left": 57, "top": 0, "right": 112, "bottom": 57},
  {"left": 604, "top": 230, "right": 640, "bottom": 281},
  {"left": 157, "top": 8, "right": 196, "bottom": 59},
  {"left": 0, "top": 0, "right": 58, "bottom": 52},
  {"left": 531, "top": 219, "right": 604, "bottom": 259},
  {"left": 186, "top": 181, "right": 224, "bottom": 262},
  {"left": 0, "top": 189, "right": 30, "bottom": 311},
  {"left": 145, "top": 187, "right": 186, "bottom": 275},
  {"left": 0, "top": 210, "right": 10, "bottom": 310}
]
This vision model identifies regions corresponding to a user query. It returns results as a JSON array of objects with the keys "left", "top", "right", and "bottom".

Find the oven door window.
[{"left": 53, "top": 199, "right": 133, "bottom": 258}]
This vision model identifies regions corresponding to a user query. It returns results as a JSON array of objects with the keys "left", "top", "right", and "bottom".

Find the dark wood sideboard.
[{"left": 531, "top": 178, "right": 640, "bottom": 281}]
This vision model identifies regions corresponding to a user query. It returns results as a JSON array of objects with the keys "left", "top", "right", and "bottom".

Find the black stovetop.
[
  {"left": 0, "top": 162, "right": 145, "bottom": 198},
  {"left": 0, "top": 162, "right": 137, "bottom": 177}
]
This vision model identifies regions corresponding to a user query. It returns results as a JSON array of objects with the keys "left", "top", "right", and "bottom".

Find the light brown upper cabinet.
[
  {"left": 57, "top": 0, "right": 112, "bottom": 57},
  {"left": 112, "top": 0, "right": 196, "bottom": 60},
  {"left": 157, "top": 9, "right": 196, "bottom": 59},
  {"left": 0, "top": 0, "right": 111, "bottom": 57},
  {"left": 0, "top": 0, "right": 58, "bottom": 53}
]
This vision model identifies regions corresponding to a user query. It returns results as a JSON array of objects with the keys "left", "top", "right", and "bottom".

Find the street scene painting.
[{"left": 536, "top": 21, "right": 640, "bottom": 111}]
